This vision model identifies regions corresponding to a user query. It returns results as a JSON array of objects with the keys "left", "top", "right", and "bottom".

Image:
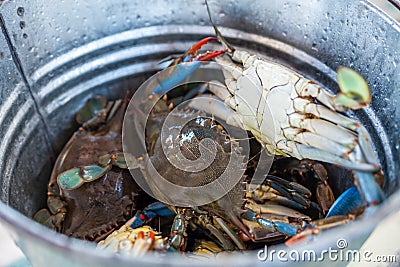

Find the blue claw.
[
  {"left": 151, "top": 61, "right": 202, "bottom": 95},
  {"left": 151, "top": 37, "right": 224, "bottom": 96},
  {"left": 326, "top": 186, "right": 363, "bottom": 218},
  {"left": 265, "top": 175, "right": 312, "bottom": 208},
  {"left": 129, "top": 202, "right": 175, "bottom": 229},
  {"left": 326, "top": 171, "right": 385, "bottom": 218},
  {"left": 273, "top": 221, "right": 298, "bottom": 237},
  {"left": 355, "top": 171, "right": 385, "bottom": 217},
  {"left": 356, "top": 171, "right": 385, "bottom": 206},
  {"left": 242, "top": 209, "right": 298, "bottom": 237}
]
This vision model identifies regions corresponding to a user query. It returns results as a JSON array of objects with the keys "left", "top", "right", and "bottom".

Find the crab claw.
[
  {"left": 33, "top": 209, "right": 55, "bottom": 228},
  {"left": 241, "top": 208, "right": 299, "bottom": 237},
  {"left": 178, "top": 36, "right": 224, "bottom": 63},
  {"left": 184, "top": 37, "right": 219, "bottom": 56},
  {"left": 126, "top": 202, "right": 175, "bottom": 229},
  {"left": 326, "top": 186, "right": 363, "bottom": 218},
  {"left": 334, "top": 66, "right": 371, "bottom": 111},
  {"left": 75, "top": 96, "right": 108, "bottom": 125},
  {"left": 57, "top": 165, "right": 111, "bottom": 190},
  {"left": 195, "top": 50, "right": 226, "bottom": 61}
]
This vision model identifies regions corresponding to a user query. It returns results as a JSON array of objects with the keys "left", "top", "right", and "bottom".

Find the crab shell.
[
  {"left": 142, "top": 107, "right": 250, "bottom": 238},
  {"left": 46, "top": 98, "right": 140, "bottom": 241}
]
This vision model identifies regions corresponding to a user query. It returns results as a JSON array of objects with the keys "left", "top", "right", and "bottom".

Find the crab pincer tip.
[{"left": 187, "top": 36, "right": 220, "bottom": 55}]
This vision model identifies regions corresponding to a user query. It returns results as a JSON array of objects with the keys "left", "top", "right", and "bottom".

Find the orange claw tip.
[
  {"left": 196, "top": 50, "right": 226, "bottom": 61},
  {"left": 187, "top": 37, "right": 220, "bottom": 54},
  {"left": 148, "top": 231, "right": 155, "bottom": 240},
  {"left": 137, "top": 231, "right": 145, "bottom": 239}
]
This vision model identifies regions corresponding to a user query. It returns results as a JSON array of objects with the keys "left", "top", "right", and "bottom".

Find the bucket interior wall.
[{"left": 0, "top": 0, "right": 399, "bottom": 266}]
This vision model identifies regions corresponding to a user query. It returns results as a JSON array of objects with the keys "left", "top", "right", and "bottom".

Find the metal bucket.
[{"left": 0, "top": 0, "right": 399, "bottom": 266}]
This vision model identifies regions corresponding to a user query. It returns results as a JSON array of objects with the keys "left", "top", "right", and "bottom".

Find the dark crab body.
[
  {"left": 147, "top": 105, "right": 247, "bottom": 222},
  {"left": 124, "top": 98, "right": 309, "bottom": 251},
  {"left": 133, "top": 98, "right": 250, "bottom": 249},
  {"left": 34, "top": 96, "right": 140, "bottom": 241},
  {"left": 96, "top": 93, "right": 358, "bottom": 254}
]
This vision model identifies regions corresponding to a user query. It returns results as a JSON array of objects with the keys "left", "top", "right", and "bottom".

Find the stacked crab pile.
[
  {"left": 33, "top": 85, "right": 382, "bottom": 258},
  {"left": 33, "top": 6, "right": 385, "bottom": 258}
]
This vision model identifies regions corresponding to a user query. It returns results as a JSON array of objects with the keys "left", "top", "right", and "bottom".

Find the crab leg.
[
  {"left": 214, "top": 216, "right": 246, "bottom": 250},
  {"left": 129, "top": 205, "right": 190, "bottom": 252},
  {"left": 131, "top": 230, "right": 156, "bottom": 257},
  {"left": 292, "top": 98, "right": 361, "bottom": 131},
  {"left": 267, "top": 175, "right": 311, "bottom": 196},
  {"left": 285, "top": 215, "right": 355, "bottom": 246},
  {"left": 209, "top": 56, "right": 378, "bottom": 168},
  {"left": 241, "top": 208, "right": 299, "bottom": 237},
  {"left": 245, "top": 199, "right": 310, "bottom": 221},
  {"left": 194, "top": 215, "right": 237, "bottom": 250},
  {"left": 151, "top": 37, "right": 224, "bottom": 96},
  {"left": 295, "top": 71, "right": 370, "bottom": 113},
  {"left": 263, "top": 175, "right": 311, "bottom": 208},
  {"left": 248, "top": 189, "right": 309, "bottom": 211},
  {"left": 169, "top": 211, "right": 188, "bottom": 251},
  {"left": 187, "top": 94, "right": 245, "bottom": 128},
  {"left": 204, "top": 3, "right": 385, "bottom": 216},
  {"left": 201, "top": 68, "right": 375, "bottom": 167},
  {"left": 126, "top": 202, "right": 175, "bottom": 229},
  {"left": 286, "top": 143, "right": 376, "bottom": 171},
  {"left": 198, "top": 80, "right": 377, "bottom": 172},
  {"left": 293, "top": 87, "right": 379, "bottom": 166},
  {"left": 357, "top": 126, "right": 380, "bottom": 166},
  {"left": 151, "top": 62, "right": 203, "bottom": 96},
  {"left": 355, "top": 171, "right": 385, "bottom": 215},
  {"left": 287, "top": 114, "right": 357, "bottom": 148}
]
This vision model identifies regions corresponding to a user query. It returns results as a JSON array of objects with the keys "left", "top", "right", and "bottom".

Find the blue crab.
[
  {"left": 139, "top": 2, "right": 385, "bottom": 218},
  {"left": 33, "top": 96, "right": 141, "bottom": 241}
]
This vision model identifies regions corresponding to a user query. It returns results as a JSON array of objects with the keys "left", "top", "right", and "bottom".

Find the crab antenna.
[{"left": 205, "top": 0, "right": 235, "bottom": 53}]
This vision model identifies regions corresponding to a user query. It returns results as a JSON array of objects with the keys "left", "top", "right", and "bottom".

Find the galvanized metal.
[{"left": 0, "top": 0, "right": 399, "bottom": 266}]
